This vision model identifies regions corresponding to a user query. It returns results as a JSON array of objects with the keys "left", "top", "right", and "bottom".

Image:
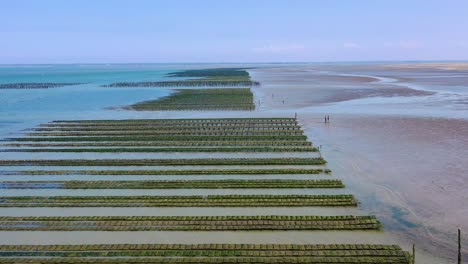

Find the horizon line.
[{"left": 1, "top": 60, "right": 468, "bottom": 66}]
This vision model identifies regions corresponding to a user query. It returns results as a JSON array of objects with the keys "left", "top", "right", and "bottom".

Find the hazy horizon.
[
  {"left": 2, "top": 60, "right": 468, "bottom": 66},
  {"left": 2, "top": 0, "right": 468, "bottom": 64}
]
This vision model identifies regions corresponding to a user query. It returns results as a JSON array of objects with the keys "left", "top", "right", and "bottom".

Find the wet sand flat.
[
  {"left": 302, "top": 114, "right": 468, "bottom": 252},
  {"left": 250, "top": 65, "right": 468, "bottom": 261},
  {"left": 249, "top": 67, "right": 433, "bottom": 109}
]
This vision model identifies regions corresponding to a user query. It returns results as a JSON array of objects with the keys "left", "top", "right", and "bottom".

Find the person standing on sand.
[{"left": 324, "top": 116, "right": 327, "bottom": 123}]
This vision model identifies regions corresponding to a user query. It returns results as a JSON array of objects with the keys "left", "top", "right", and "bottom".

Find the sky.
[{"left": 1, "top": 0, "right": 468, "bottom": 63}]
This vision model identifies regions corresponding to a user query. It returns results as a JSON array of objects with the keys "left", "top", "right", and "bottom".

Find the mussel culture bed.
[
  {"left": 0, "top": 244, "right": 412, "bottom": 264},
  {"left": 0, "top": 115, "right": 412, "bottom": 263},
  {"left": 45, "top": 117, "right": 296, "bottom": 123},
  {"left": 0, "top": 179, "right": 343, "bottom": 189},
  {"left": 0, "top": 158, "right": 326, "bottom": 166},
  {"left": 26, "top": 131, "right": 305, "bottom": 136},
  {"left": 104, "top": 69, "right": 258, "bottom": 110},
  {"left": 5, "top": 119, "right": 316, "bottom": 153},
  {"left": 0, "top": 195, "right": 357, "bottom": 207},
  {"left": 0, "top": 83, "right": 83, "bottom": 89},
  {"left": 1, "top": 168, "right": 330, "bottom": 176},
  {"left": 128, "top": 88, "right": 255, "bottom": 111},
  {"left": 1, "top": 147, "right": 317, "bottom": 153},
  {"left": 4, "top": 120, "right": 320, "bottom": 150},
  {"left": 0, "top": 215, "right": 380, "bottom": 231},
  {"left": 8, "top": 135, "right": 309, "bottom": 142},
  {"left": 2, "top": 141, "right": 313, "bottom": 147},
  {"left": 103, "top": 68, "right": 260, "bottom": 88}
]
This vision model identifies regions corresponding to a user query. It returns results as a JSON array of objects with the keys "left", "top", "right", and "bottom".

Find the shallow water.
[{"left": 0, "top": 64, "right": 188, "bottom": 140}]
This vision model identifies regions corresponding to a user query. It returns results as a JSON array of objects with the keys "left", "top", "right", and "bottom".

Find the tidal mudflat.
[{"left": 249, "top": 62, "right": 468, "bottom": 262}]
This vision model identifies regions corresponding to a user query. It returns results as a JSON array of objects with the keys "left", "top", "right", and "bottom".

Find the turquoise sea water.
[{"left": 0, "top": 64, "right": 184, "bottom": 137}]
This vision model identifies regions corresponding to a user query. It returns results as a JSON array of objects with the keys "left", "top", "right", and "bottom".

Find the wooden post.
[
  {"left": 459, "top": 229, "right": 462, "bottom": 264},
  {"left": 412, "top": 244, "right": 415, "bottom": 264}
]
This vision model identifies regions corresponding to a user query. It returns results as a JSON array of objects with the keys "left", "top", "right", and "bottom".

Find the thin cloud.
[
  {"left": 384, "top": 41, "right": 420, "bottom": 49},
  {"left": 253, "top": 44, "right": 305, "bottom": 53},
  {"left": 343, "top": 42, "right": 360, "bottom": 49}
]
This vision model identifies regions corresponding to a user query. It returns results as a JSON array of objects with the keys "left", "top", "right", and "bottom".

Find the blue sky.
[{"left": 1, "top": 0, "right": 468, "bottom": 63}]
